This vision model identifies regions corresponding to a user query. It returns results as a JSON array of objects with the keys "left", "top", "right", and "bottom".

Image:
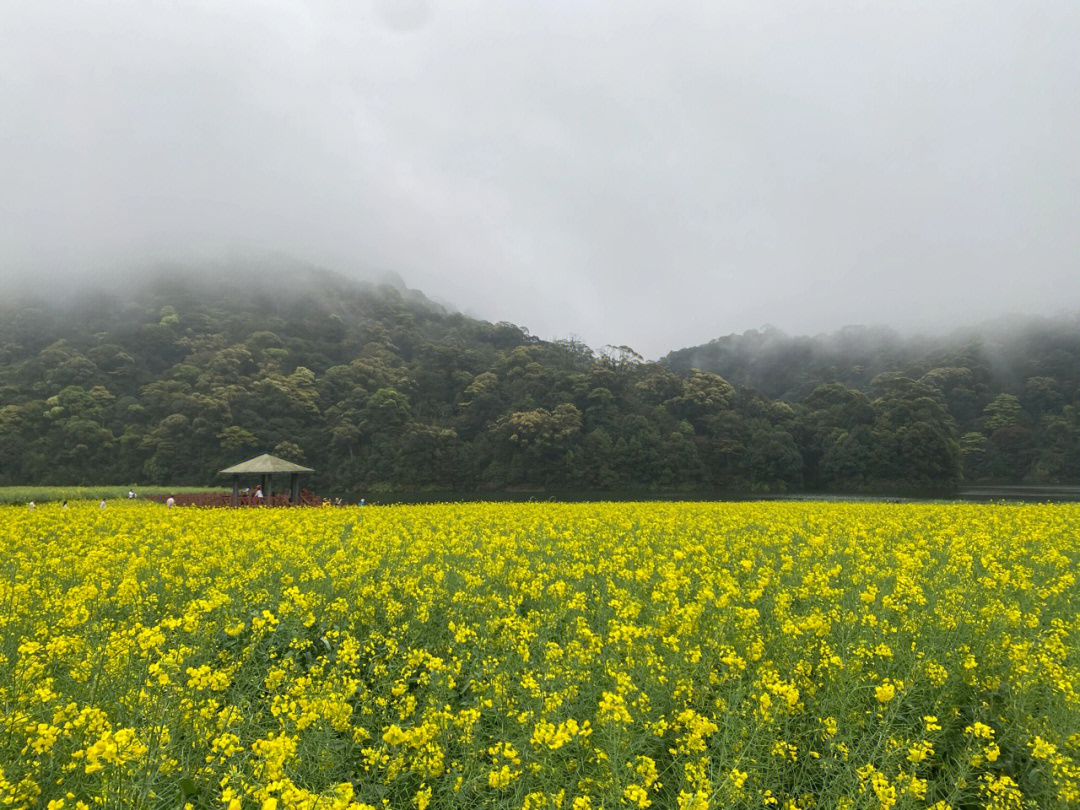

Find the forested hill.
[
  {"left": 662, "top": 319, "right": 1080, "bottom": 485},
  {"left": 0, "top": 264, "right": 1065, "bottom": 494}
]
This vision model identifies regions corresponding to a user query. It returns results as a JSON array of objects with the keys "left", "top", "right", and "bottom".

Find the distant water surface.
[{"left": 334, "top": 486, "right": 1080, "bottom": 506}]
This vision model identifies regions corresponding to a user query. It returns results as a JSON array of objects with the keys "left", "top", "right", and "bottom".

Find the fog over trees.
[
  {"left": 2, "top": 263, "right": 1075, "bottom": 494},
  {"left": 664, "top": 320, "right": 1080, "bottom": 486}
]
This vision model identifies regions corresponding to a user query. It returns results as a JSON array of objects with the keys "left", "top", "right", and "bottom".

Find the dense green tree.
[
  {"left": 987, "top": 426, "right": 1035, "bottom": 483},
  {"left": 1022, "top": 376, "right": 1062, "bottom": 422},
  {"left": 614, "top": 414, "right": 667, "bottom": 487},
  {"left": 739, "top": 420, "right": 803, "bottom": 491},
  {"left": 797, "top": 384, "right": 875, "bottom": 480},
  {"left": 663, "top": 370, "right": 735, "bottom": 431},
  {"left": 665, "top": 421, "right": 704, "bottom": 487},
  {"left": 983, "top": 393, "right": 1023, "bottom": 431},
  {"left": 960, "top": 432, "right": 990, "bottom": 482},
  {"left": 819, "top": 426, "right": 879, "bottom": 488}
]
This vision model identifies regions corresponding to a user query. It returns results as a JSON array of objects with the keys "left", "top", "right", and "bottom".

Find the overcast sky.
[{"left": 2, "top": 1, "right": 1078, "bottom": 357}]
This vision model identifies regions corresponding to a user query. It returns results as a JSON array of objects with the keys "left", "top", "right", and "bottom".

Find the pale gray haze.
[{"left": 2, "top": 1, "right": 1078, "bottom": 357}]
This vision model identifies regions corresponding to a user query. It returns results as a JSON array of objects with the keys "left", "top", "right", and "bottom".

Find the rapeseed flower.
[{"left": 2, "top": 500, "right": 1078, "bottom": 807}]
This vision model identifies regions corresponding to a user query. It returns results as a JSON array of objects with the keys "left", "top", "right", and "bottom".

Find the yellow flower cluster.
[{"left": 1, "top": 500, "right": 1079, "bottom": 808}]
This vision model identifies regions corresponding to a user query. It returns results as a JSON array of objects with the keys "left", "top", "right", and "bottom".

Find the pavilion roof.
[{"left": 219, "top": 453, "right": 314, "bottom": 475}]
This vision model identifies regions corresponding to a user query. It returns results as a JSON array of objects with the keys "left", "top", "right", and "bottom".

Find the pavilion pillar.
[
  {"left": 261, "top": 473, "right": 268, "bottom": 505},
  {"left": 266, "top": 474, "right": 273, "bottom": 505},
  {"left": 290, "top": 472, "right": 299, "bottom": 505},
  {"left": 232, "top": 474, "right": 239, "bottom": 507}
]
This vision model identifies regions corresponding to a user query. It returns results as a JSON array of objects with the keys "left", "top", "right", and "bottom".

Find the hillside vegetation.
[
  {"left": 5, "top": 263, "right": 1069, "bottom": 494},
  {"left": 663, "top": 321, "right": 1080, "bottom": 487}
]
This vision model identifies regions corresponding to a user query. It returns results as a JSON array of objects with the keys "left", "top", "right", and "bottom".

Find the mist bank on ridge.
[
  {"left": 1, "top": 256, "right": 452, "bottom": 318},
  {"left": 662, "top": 317, "right": 1080, "bottom": 402}
]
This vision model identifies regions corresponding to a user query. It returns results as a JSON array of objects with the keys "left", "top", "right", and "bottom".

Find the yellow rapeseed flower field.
[{"left": 1, "top": 501, "right": 1078, "bottom": 809}]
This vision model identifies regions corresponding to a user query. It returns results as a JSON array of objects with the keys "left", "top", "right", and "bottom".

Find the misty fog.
[{"left": 2, "top": 1, "right": 1078, "bottom": 358}]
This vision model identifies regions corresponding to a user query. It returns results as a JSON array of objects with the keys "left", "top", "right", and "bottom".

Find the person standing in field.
[
  {"left": 99, "top": 499, "right": 106, "bottom": 509},
  {"left": 27, "top": 501, "right": 35, "bottom": 510},
  {"left": 166, "top": 496, "right": 175, "bottom": 508}
]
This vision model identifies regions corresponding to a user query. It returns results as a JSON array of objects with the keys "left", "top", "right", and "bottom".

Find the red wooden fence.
[{"left": 143, "top": 489, "right": 324, "bottom": 507}]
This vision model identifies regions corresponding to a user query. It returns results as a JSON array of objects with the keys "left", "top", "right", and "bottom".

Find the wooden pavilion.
[{"left": 219, "top": 453, "right": 314, "bottom": 506}]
